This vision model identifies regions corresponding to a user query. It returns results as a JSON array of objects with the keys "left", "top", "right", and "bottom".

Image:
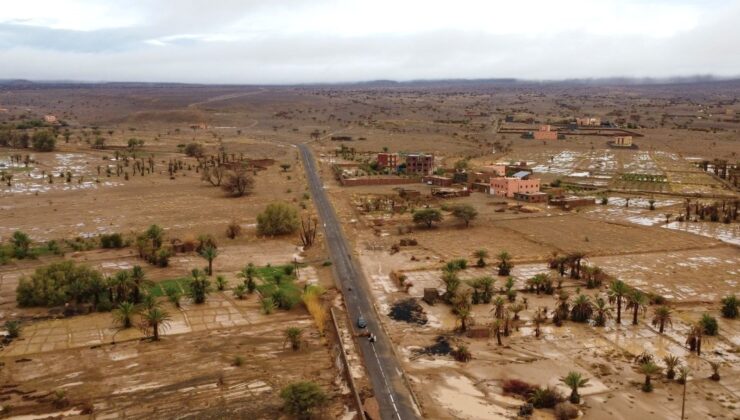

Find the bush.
[
  {"left": 183, "top": 142, "right": 204, "bottom": 157},
  {"left": 502, "top": 379, "right": 536, "bottom": 397},
  {"left": 225, "top": 220, "right": 242, "bottom": 239},
  {"left": 31, "top": 130, "right": 56, "bottom": 152},
  {"left": 721, "top": 295, "right": 738, "bottom": 319},
  {"left": 700, "top": 313, "right": 719, "bottom": 335},
  {"left": 100, "top": 233, "right": 124, "bottom": 249},
  {"left": 528, "top": 387, "right": 563, "bottom": 409},
  {"left": 4, "top": 320, "right": 21, "bottom": 339},
  {"left": 16, "top": 261, "right": 104, "bottom": 307},
  {"left": 221, "top": 167, "right": 254, "bottom": 197},
  {"left": 257, "top": 202, "right": 300, "bottom": 236},
  {"left": 280, "top": 381, "right": 327, "bottom": 419}
]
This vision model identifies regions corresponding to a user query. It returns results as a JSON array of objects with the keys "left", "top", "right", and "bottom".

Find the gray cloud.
[{"left": 0, "top": 1, "right": 738, "bottom": 83}]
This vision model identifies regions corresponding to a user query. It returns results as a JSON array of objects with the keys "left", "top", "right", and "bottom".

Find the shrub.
[
  {"left": 257, "top": 202, "right": 300, "bottom": 236},
  {"left": 31, "top": 130, "right": 56, "bottom": 152},
  {"left": 155, "top": 248, "right": 171, "bottom": 267},
  {"left": 100, "top": 233, "right": 124, "bottom": 249},
  {"left": 502, "top": 379, "right": 536, "bottom": 398},
  {"left": 16, "top": 261, "right": 104, "bottom": 307},
  {"left": 280, "top": 381, "right": 327, "bottom": 419},
  {"left": 11, "top": 231, "right": 32, "bottom": 259},
  {"left": 528, "top": 387, "right": 563, "bottom": 409},
  {"left": 225, "top": 220, "right": 242, "bottom": 239},
  {"left": 4, "top": 320, "right": 21, "bottom": 339},
  {"left": 183, "top": 142, "right": 204, "bottom": 157},
  {"left": 221, "top": 167, "right": 254, "bottom": 197},
  {"left": 700, "top": 313, "right": 718, "bottom": 335},
  {"left": 721, "top": 295, "right": 738, "bottom": 319},
  {"left": 233, "top": 356, "right": 244, "bottom": 367}
]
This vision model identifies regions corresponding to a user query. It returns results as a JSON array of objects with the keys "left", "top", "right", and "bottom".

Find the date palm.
[
  {"left": 141, "top": 307, "right": 171, "bottom": 341},
  {"left": 663, "top": 355, "right": 680, "bottom": 380},
  {"left": 608, "top": 280, "right": 630, "bottom": 325},
  {"left": 473, "top": 249, "right": 488, "bottom": 267},
  {"left": 651, "top": 306, "right": 673, "bottom": 333},
  {"left": 113, "top": 301, "right": 137, "bottom": 328},
  {"left": 626, "top": 289, "right": 647, "bottom": 325},
  {"left": 237, "top": 263, "right": 258, "bottom": 293},
  {"left": 570, "top": 294, "right": 593, "bottom": 323},
  {"left": 491, "top": 319, "right": 504, "bottom": 346},
  {"left": 491, "top": 296, "right": 506, "bottom": 319},
  {"left": 200, "top": 245, "right": 218, "bottom": 276},
  {"left": 560, "top": 371, "right": 589, "bottom": 404},
  {"left": 593, "top": 297, "right": 613, "bottom": 327},
  {"left": 639, "top": 361, "right": 662, "bottom": 392},
  {"left": 496, "top": 251, "right": 513, "bottom": 276},
  {"left": 284, "top": 327, "right": 303, "bottom": 351}
]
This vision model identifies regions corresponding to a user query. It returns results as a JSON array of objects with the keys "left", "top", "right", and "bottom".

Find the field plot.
[
  {"left": 494, "top": 215, "right": 719, "bottom": 255},
  {"left": 589, "top": 247, "right": 739, "bottom": 302}
]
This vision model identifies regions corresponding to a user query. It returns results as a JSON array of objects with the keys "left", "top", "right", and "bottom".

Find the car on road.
[{"left": 357, "top": 315, "right": 367, "bottom": 328}]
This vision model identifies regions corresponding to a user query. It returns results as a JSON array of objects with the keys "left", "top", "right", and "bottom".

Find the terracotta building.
[
  {"left": 405, "top": 153, "right": 434, "bottom": 175},
  {"left": 533, "top": 125, "right": 558, "bottom": 141},
  {"left": 490, "top": 172, "right": 541, "bottom": 198},
  {"left": 377, "top": 152, "right": 399, "bottom": 169},
  {"left": 611, "top": 136, "right": 633, "bottom": 147}
]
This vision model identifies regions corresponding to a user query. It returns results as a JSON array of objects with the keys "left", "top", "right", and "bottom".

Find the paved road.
[{"left": 299, "top": 144, "right": 419, "bottom": 420}]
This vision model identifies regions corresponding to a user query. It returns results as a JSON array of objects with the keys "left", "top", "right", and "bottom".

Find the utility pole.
[{"left": 681, "top": 376, "right": 687, "bottom": 420}]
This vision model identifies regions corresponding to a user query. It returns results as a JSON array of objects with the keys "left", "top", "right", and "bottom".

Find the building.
[
  {"left": 377, "top": 152, "right": 399, "bottom": 170},
  {"left": 405, "top": 153, "right": 434, "bottom": 175},
  {"left": 612, "top": 136, "right": 633, "bottom": 147},
  {"left": 533, "top": 125, "right": 558, "bottom": 141},
  {"left": 479, "top": 164, "right": 507, "bottom": 177},
  {"left": 549, "top": 196, "right": 596, "bottom": 209},
  {"left": 43, "top": 115, "right": 58, "bottom": 124},
  {"left": 422, "top": 175, "right": 453, "bottom": 187},
  {"left": 513, "top": 192, "right": 548, "bottom": 203},
  {"left": 490, "top": 173, "right": 541, "bottom": 198},
  {"left": 576, "top": 117, "right": 601, "bottom": 126}
]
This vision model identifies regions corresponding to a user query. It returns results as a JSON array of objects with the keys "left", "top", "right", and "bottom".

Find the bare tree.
[
  {"left": 222, "top": 166, "right": 254, "bottom": 197},
  {"left": 202, "top": 164, "right": 225, "bottom": 186},
  {"left": 299, "top": 216, "right": 318, "bottom": 248}
]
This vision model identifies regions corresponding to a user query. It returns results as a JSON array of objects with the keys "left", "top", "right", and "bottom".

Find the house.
[
  {"left": 405, "top": 153, "right": 434, "bottom": 175},
  {"left": 44, "top": 115, "right": 58, "bottom": 124},
  {"left": 533, "top": 125, "right": 558, "bottom": 141},
  {"left": 479, "top": 164, "right": 507, "bottom": 177},
  {"left": 377, "top": 152, "right": 399, "bottom": 170},
  {"left": 422, "top": 175, "right": 453, "bottom": 187},
  {"left": 490, "top": 173, "right": 541, "bottom": 198},
  {"left": 513, "top": 192, "right": 548, "bottom": 203},
  {"left": 611, "top": 136, "right": 633, "bottom": 147},
  {"left": 576, "top": 117, "right": 601, "bottom": 126}
]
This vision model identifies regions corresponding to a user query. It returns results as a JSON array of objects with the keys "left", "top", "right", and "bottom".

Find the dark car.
[{"left": 357, "top": 315, "right": 367, "bottom": 328}]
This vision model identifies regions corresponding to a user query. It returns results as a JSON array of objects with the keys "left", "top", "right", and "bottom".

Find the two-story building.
[{"left": 490, "top": 171, "right": 541, "bottom": 198}]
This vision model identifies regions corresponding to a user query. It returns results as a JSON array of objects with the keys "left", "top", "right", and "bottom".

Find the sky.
[{"left": 0, "top": 0, "right": 739, "bottom": 84}]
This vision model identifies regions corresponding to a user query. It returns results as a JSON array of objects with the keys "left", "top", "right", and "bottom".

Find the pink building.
[
  {"left": 490, "top": 175, "right": 541, "bottom": 198},
  {"left": 533, "top": 125, "right": 557, "bottom": 141}
]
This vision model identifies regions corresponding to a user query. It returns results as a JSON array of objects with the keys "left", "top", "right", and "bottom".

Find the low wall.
[{"left": 340, "top": 177, "right": 420, "bottom": 187}]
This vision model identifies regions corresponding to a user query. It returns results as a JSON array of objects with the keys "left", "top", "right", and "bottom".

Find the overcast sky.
[{"left": 0, "top": 0, "right": 738, "bottom": 84}]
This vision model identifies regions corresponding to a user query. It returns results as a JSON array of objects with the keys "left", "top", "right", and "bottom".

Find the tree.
[
  {"left": 442, "top": 270, "right": 460, "bottom": 303},
  {"left": 492, "top": 296, "right": 506, "bottom": 319},
  {"left": 570, "top": 294, "right": 593, "bottom": 323},
  {"left": 31, "top": 130, "right": 56, "bottom": 151},
  {"left": 663, "top": 355, "right": 680, "bottom": 380},
  {"left": 639, "top": 361, "right": 661, "bottom": 392},
  {"left": 593, "top": 297, "right": 612, "bottom": 327},
  {"left": 608, "top": 280, "right": 630, "bottom": 325},
  {"left": 145, "top": 224, "right": 164, "bottom": 250},
  {"left": 221, "top": 166, "right": 254, "bottom": 197},
  {"left": 560, "top": 371, "right": 589, "bottom": 404},
  {"left": 188, "top": 268, "right": 210, "bottom": 304},
  {"left": 11, "top": 230, "right": 32, "bottom": 259},
  {"left": 496, "top": 251, "right": 513, "bottom": 276},
  {"left": 651, "top": 306, "right": 673, "bottom": 333},
  {"left": 721, "top": 294, "right": 738, "bottom": 319},
  {"left": 473, "top": 249, "right": 488, "bottom": 267},
  {"left": 113, "top": 302, "right": 137, "bottom": 328},
  {"left": 16, "top": 261, "right": 104, "bottom": 307},
  {"left": 491, "top": 319, "right": 504, "bottom": 346},
  {"left": 686, "top": 323, "right": 704, "bottom": 355},
  {"left": 284, "top": 327, "right": 303, "bottom": 351},
  {"left": 200, "top": 245, "right": 218, "bottom": 276},
  {"left": 280, "top": 381, "right": 327, "bottom": 420},
  {"left": 626, "top": 289, "right": 647, "bottom": 325},
  {"left": 141, "top": 307, "right": 171, "bottom": 341},
  {"left": 257, "top": 202, "right": 300, "bottom": 235},
  {"left": 413, "top": 208, "right": 442, "bottom": 228},
  {"left": 184, "top": 142, "right": 204, "bottom": 157},
  {"left": 451, "top": 204, "right": 478, "bottom": 227}
]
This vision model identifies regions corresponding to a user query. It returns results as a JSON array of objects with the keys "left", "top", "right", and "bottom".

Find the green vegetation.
[
  {"left": 257, "top": 202, "right": 300, "bottom": 235},
  {"left": 560, "top": 371, "right": 589, "bottom": 404},
  {"left": 699, "top": 313, "right": 718, "bottom": 336},
  {"left": 16, "top": 261, "right": 105, "bottom": 307},
  {"left": 188, "top": 268, "right": 211, "bottom": 304},
  {"left": 256, "top": 264, "right": 301, "bottom": 310},
  {"left": 280, "top": 381, "right": 328, "bottom": 419},
  {"left": 412, "top": 208, "right": 442, "bottom": 228},
  {"left": 451, "top": 204, "right": 478, "bottom": 227},
  {"left": 31, "top": 130, "right": 56, "bottom": 152},
  {"left": 721, "top": 294, "right": 738, "bottom": 319}
]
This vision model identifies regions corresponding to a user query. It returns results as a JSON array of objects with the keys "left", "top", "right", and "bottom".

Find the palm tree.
[
  {"left": 491, "top": 296, "right": 506, "bottom": 319},
  {"left": 686, "top": 323, "right": 704, "bottom": 355},
  {"left": 570, "top": 294, "right": 593, "bottom": 323},
  {"left": 130, "top": 265, "right": 148, "bottom": 303},
  {"left": 533, "top": 308, "right": 546, "bottom": 338},
  {"left": 663, "top": 355, "right": 680, "bottom": 380},
  {"left": 554, "top": 291, "right": 570, "bottom": 324},
  {"left": 473, "top": 249, "right": 488, "bottom": 267},
  {"left": 480, "top": 276, "right": 495, "bottom": 304},
  {"left": 651, "top": 306, "right": 673, "bottom": 333},
  {"left": 608, "top": 280, "right": 630, "bottom": 325},
  {"left": 215, "top": 275, "right": 227, "bottom": 291},
  {"left": 497, "top": 251, "right": 513, "bottom": 276},
  {"left": 639, "top": 361, "right": 662, "bottom": 392},
  {"left": 442, "top": 271, "right": 461, "bottom": 303},
  {"left": 593, "top": 297, "right": 613, "bottom": 327},
  {"left": 200, "top": 245, "right": 218, "bottom": 276},
  {"left": 560, "top": 371, "right": 589, "bottom": 404},
  {"left": 141, "top": 307, "right": 171, "bottom": 341},
  {"left": 110, "top": 270, "right": 133, "bottom": 304},
  {"left": 188, "top": 268, "right": 210, "bottom": 304},
  {"left": 145, "top": 224, "right": 164, "bottom": 250},
  {"left": 455, "top": 305, "right": 472, "bottom": 332},
  {"left": 491, "top": 319, "right": 504, "bottom": 346},
  {"left": 237, "top": 263, "right": 258, "bottom": 293},
  {"left": 509, "top": 303, "right": 524, "bottom": 321},
  {"left": 626, "top": 289, "right": 647, "bottom": 325},
  {"left": 113, "top": 301, "right": 137, "bottom": 328},
  {"left": 284, "top": 327, "right": 303, "bottom": 351},
  {"left": 565, "top": 251, "right": 586, "bottom": 279},
  {"left": 677, "top": 366, "right": 690, "bottom": 385}
]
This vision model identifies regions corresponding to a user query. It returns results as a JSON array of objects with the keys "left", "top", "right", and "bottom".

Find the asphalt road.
[{"left": 299, "top": 144, "right": 419, "bottom": 420}]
